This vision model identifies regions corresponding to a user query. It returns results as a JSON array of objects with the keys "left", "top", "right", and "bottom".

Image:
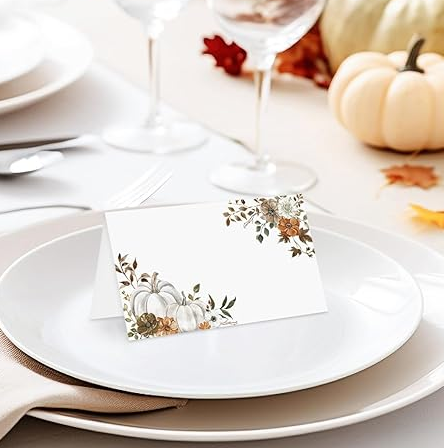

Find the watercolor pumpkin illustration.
[
  {"left": 130, "top": 272, "right": 181, "bottom": 318},
  {"left": 166, "top": 297, "right": 207, "bottom": 332},
  {"left": 116, "top": 256, "right": 237, "bottom": 341}
]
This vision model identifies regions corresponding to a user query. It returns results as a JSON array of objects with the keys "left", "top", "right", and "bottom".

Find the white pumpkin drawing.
[
  {"left": 130, "top": 272, "right": 181, "bottom": 318},
  {"left": 166, "top": 296, "right": 207, "bottom": 332}
]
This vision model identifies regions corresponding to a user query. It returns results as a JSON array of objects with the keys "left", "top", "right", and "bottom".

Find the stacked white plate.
[
  {"left": 0, "top": 11, "right": 93, "bottom": 115},
  {"left": 0, "top": 210, "right": 443, "bottom": 442}
]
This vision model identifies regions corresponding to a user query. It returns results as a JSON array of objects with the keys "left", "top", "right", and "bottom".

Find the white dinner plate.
[
  {"left": 0, "top": 222, "right": 422, "bottom": 399},
  {"left": 0, "top": 14, "right": 93, "bottom": 115},
  {"left": 0, "top": 14, "right": 45, "bottom": 85},
  {"left": 0, "top": 212, "right": 437, "bottom": 441}
]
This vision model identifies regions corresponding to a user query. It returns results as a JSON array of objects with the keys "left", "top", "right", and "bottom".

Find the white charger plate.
[
  {"left": 0, "top": 222, "right": 422, "bottom": 399},
  {"left": 0, "top": 14, "right": 45, "bottom": 85},
  {"left": 0, "top": 14, "right": 93, "bottom": 115},
  {"left": 1, "top": 212, "right": 439, "bottom": 441}
]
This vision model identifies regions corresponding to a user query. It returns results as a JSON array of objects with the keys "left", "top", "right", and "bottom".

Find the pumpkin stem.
[
  {"left": 400, "top": 35, "right": 425, "bottom": 73},
  {"left": 181, "top": 291, "right": 187, "bottom": 305},
  {"left": 151, "top": 272, "right": 158, "bottom": 292}
]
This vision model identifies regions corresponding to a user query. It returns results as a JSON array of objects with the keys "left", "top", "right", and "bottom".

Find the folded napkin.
[{"left": 0, "top": 331, "right": 187, "bottom": 440}]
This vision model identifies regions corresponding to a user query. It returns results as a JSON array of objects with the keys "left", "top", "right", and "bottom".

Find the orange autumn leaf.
[
  {"left": 381, "top": 164, "right": 439, "bottom": 189},
  {"left": 410, "top": 204, "right": 444, "bottom": 229}
]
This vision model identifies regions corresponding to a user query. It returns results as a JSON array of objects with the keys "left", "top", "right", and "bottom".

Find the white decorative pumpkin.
[
  {"left": 130, "top": 272, "right": 181, "bottom": 318},
  {"left": 329, "top": 37, "right": 444, "bottom": 152},
  {"left": 166, "top": 298, "right": 206, "bottom": 332},
  {"left": 320, "top": 0, "right": 444, "bottom": 72}
]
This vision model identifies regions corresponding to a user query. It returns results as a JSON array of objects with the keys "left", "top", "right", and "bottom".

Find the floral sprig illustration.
[
  {"left": 116, "top": 255, "right": 237, "bottom": 341},
  {"left": 223, "top": 194, "right": 315, "bottom": 258}
]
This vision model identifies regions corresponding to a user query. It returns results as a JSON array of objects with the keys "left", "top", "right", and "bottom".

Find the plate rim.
[
  {"left": 0, "top": 13, "right": 93, "bottom": 113},
  {"left": 26, "top": 369, "right": 444, "bottom": 445},
  {"left": 14, "top": 211, "right": 443, "bottom": 440},
  {"left": 0, "top": 13, "right": 45, "bottom": 86},
  {"left": 0, "top": 223, "right": 423, "bottom": 400}
]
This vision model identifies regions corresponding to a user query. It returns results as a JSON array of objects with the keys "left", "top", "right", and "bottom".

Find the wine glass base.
[
  {"left": 102, "top": 120, "right": 208, "bottom": 154},
  {"left": 210, "top": 161, "right": 317, "bottom": 196}
]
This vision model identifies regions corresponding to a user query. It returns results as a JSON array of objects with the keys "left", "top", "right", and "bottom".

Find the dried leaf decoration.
[
  {"left": 410, "top": 204, "right": 444, "bottom": 229},
  {"left": 275, "top": 24, "right": 332, "bottom": 88},
  {"left": 202, "top": 35, "right": 247, "bottom": 76},
  {"left": 381, "top": 164, "right": 439, "bottom": 189}
]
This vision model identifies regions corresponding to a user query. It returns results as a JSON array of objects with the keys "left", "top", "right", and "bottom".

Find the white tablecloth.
[
  {"left": 1, "top": 0, "right": 444, "bottom": 446},
  {"left": 39, "top": 0, "right": 444, "bottom": 254},
  {"left": 0, "top": 64, "right": 252, "bottom": 233}
]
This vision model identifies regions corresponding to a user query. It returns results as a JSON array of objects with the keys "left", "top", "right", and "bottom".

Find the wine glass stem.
[
  {"left": 146, "top": 36, "right": 160, "bottom": 126},
  {"left": 254, "top": 68, "right": 272, "bottom": 170}
]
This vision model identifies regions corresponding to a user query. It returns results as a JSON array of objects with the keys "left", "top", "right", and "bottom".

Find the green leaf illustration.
[
  {"left": 221, "top": 309, "right": 232, "bottom": 319},
  {"left": 226, "top": 298, "right": 236, "bottom": 309}
]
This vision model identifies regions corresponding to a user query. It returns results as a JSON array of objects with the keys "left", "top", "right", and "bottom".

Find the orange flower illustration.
[
  {"left": 156, "top": 317, "right": 179, "bottom": 336},
  {"left": 199, "top": 321, "right": 211, "bottom": 330},
  {"left": 278, "top": 217, "right": 300, "bottom": 237},
  {"left": 223, "top": 195, "right": 315, "bottom": 259}
]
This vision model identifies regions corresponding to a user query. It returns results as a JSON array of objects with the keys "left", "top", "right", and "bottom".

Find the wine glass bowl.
[
  {"left": 210, "top": 0, "right": 324, "bottom": 67},
  {"left": 208, "top": 0, "right": 325, "bottom": 195},
  {"left": 117, "top": 0, "right": 188, "bottom": 36},
  {"left": 117, "top": 0, "right": 187, "bottom": 23}
]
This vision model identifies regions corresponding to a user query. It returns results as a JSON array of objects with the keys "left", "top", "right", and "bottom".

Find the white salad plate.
[
  {"left": 0, "top": 14, "right": 45, "bottom": 85},
  {"left": 0, "top": 14, "right": 93, "bottom": 116},
  {"left": 0, "top": 219, "right": 422, "bottom": 400},
  {"left": 0, "top": 212, "right": 437, "bottom": 441}
]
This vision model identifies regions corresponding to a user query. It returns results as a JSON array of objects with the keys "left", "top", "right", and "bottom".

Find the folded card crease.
[
  {"left": 91, "top": 195, "right": 327, "bottom": 341},
  {"left": 91, "top": 225, "right": 122, "bottom": 319}
]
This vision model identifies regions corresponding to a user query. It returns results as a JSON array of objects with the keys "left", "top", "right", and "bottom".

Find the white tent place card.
[{"left": 91, "top": 195, "right": 327, "bottom": 341}]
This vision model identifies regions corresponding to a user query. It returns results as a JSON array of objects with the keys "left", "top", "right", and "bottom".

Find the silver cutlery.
[
  {"left": 0, "top": 134, "right": 97, "bottom": 176},
  {"left": 105, "top": 164, "right": 172, "bottom": 209},
  {"left": 0, "top": 134, "right": 97, "bottom": 152},
  {"left": 0, "top": 164, "right": 173, "bottom": 215},
  {"left": 0, "top": 131, "right": 333, "bottom": 213},
  {"left": 0, "top": 150, "right": 64, "bottom": 176}
]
